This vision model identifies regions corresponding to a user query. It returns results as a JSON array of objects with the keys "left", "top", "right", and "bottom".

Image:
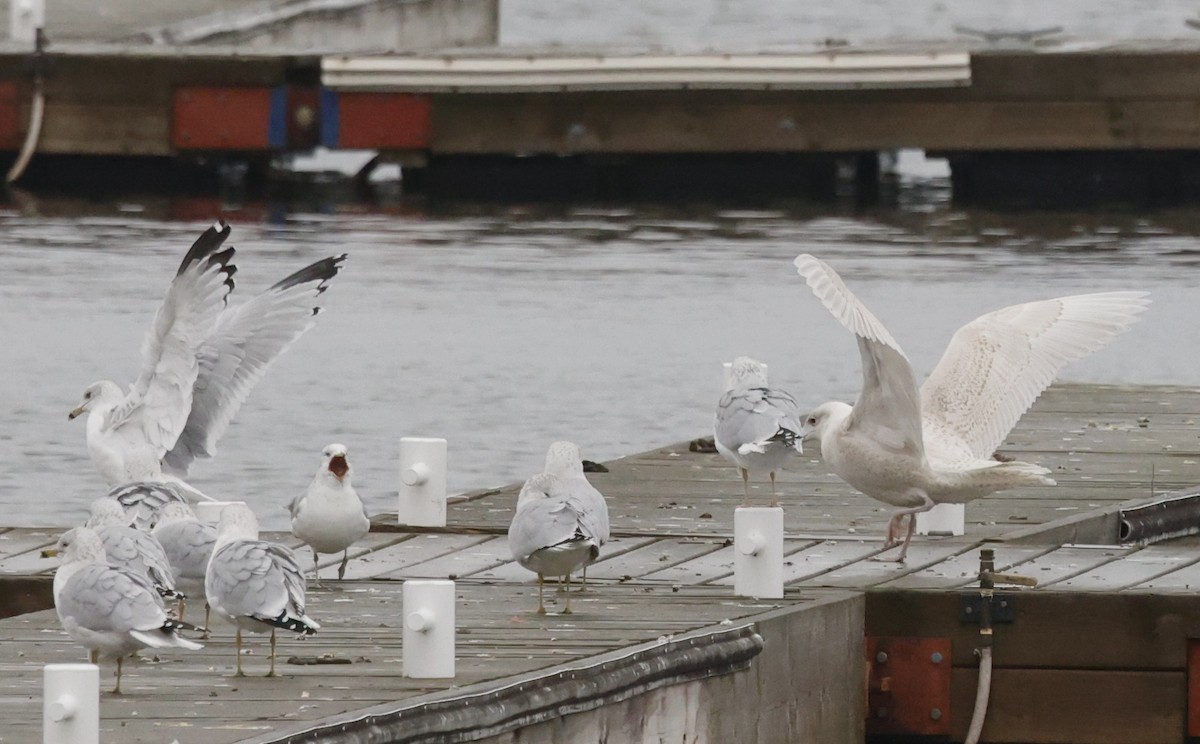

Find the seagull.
[
  {"left": 794, "top": 253, "right": 1150, "bottom": 561},
  {"left": 152, "top": 501, "right": 218, "bottom": 631},
  {"left": 713, "top": 357, "right": 804, "bottom": 507},
  {"left": 109, "top": 481, "right": 190, "bottom": 529},
  {"left": 47, "top": 527, "right": 203, "bottom": 694},
  {"left": 508, "top": 471, "right": 605, "bottom": 614},
  {"left": 85, "top": 498, "right": 182, "bottom": 600},
  {"left": 68, "top": 221, "right": 347, "bottom": 499},
  {"left": 206, "top": 502, "right": 319, "bottom": 677},
  {"left": 541, "top": 441, "right": 609, "bottom": 592},
  {"left": 289, "top": 443, "right": 370, "bottom": 584}
]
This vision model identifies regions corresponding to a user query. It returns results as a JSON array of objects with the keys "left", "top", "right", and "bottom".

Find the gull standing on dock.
[
  {"left": 508, "top": 471, "right": 606, "bottom": 615},
  {"left": 85, "top": 497, "right": 182, "bottom": 600},
  {"left": 713, "top": 357, "right": 804, "bottom": 507},
  {"left": 67, "top": 221, "right": 347, "bottom": 499},
  {"left": 794, "top": 253, "right": 1150, "bottom": 561},
  {"left": 153, "top": 501, "right": 218, "bottom": 629},
  {"left": 206, "top": 502, "right": 319, "bottom": 676},
  {"left": 289, "top": 443, "right": 370, "bottom": 584},
  {"left": 47, "top": 527, "right": 203, "bottom": 694}
]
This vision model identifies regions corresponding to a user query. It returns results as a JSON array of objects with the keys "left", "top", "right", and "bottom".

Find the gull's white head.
[
  {"left": 319, "top": 443, "right": 351, "bottom": 483},
  {"left": 68, "top": 380, "right": 123, "bottom": 421},
  {"left": 155, "top": 501, "right": 197, "bottom": 526},
  {"left": 216, "top": 502, "right": 260, "bottom": 541},
  {"left": 801, "top": 401, "right": 853, "bottom": 447},
  {"left": 543, "top": 441, "right": 584, "bottom": 479},
  {"left": 516, "top": 472, "right": 560, "bottom": 509},
  {"left": 728, "top": 357, "right": 768, "bottom": 389},
  {"left": 85, "top": 497, "right": 129, "bottom": 528},
  {"left": 47, "top": 527, "right": 107, "bottom": 564}
]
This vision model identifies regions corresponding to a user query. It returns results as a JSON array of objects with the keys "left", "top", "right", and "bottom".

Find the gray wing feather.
[
  {"left": 715, "top": 387, "right": 803, "bottom": 452},
  {"left": 153, "top": 520, "right": 217, "bottom": 581},
  {"left": 207, "top": 539, "right": 307, "bottom": 620},
  {"left": 507, "top": 499, "right": 586, "bottom": 563},
  {"left": 59, "top": 564, "right": 168, "bottom": 634},
  {"left": 560, "top": 476, "right": 609, "bottom": 545},
  {"left": 98, "top": 525, "right": 178, "bottom": 592},
  {"left": 163, "top": 255, "right": 347, "bottom": 477}
]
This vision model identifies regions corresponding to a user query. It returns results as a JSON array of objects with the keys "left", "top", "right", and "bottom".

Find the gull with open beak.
[{"left": 289, "top": 443, "right": 370, "bottom": 584}]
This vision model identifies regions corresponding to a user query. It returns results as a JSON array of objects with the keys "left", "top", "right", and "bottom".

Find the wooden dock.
[{"left": 3, "top": 382, "right": 1200, "bottom": 742}]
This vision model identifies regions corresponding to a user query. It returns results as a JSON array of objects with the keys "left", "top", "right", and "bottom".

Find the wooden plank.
[
  {"left": 1055, "top": 544, "right": 1200, "bottom": 591},
  {"left": 793, "top": 541, "right": 980, "bottom": 589},
  {"left": 1007, "top": 544, "right": 1135, "bottom": 587},
  {"left": 381, "top": 535, "right": 514, "bottom": 579},
  {"left": 882, "top": 544, "right": 1056, "bottom": 590},
  {"left": 641, "top": 539, "right": 820, "bottom": 585},
  {"left": 470, "top": 536, "right": 658, "bottom": 582},
  {"left": 337, "top": 534, "right": 491, "bottom": 580},
  {"left": 949, "top": 668, "right": 1183, "bottom": 744},
  {"left": 585, "top": 537, "right": 728, "bottom": 581}
]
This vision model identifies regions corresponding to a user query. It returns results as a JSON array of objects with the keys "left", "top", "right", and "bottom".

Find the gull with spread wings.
[
  {"left": 794, "top": 254, "right": 1149, "bottom": 561},
  {"left": 68, "top": 222, "right": 346, "bottom": 498}
]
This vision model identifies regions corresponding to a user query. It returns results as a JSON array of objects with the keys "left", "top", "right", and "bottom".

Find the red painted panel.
[
  {"left": 173, "top": 87, "right": 272, "bottom": 150},
  {"left": 337, "top": 93, "right": 431, "bottom": 150},
  {"left": 866, "top": 636, "right": 952, "bottom": 736},
  {"left": 0, "top": 81, "right": 21, "bottom": 149}
]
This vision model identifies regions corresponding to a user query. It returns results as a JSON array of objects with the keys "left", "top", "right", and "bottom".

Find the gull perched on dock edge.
[
  {"left": 68, "top": 222, "right": 347, "bottom": 498},
  {"left": 714, "top": 357, "right": 804, "bottom": 507},
  {"left": 47, "top": 527, "right": 203, "bottom": 694},
  {"left": 289, "top": 443, "right": 370, "bottom": 584},
  {"left": 206, "top": 502, "right": 319, "bottom": 677},
  {"left": 508, "top": 470, "right": 607, "bottom": 615},
  {"left": 794, "top": 253, "right": 1150, "bottom": 561}
]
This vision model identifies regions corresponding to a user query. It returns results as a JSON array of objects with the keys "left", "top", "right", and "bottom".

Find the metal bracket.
[
  {"left": 866, "top": 636, "right": 952, "bottom": 736},
  {"left": 960, "top": 593, "right": 1016, "bottom": 624}
]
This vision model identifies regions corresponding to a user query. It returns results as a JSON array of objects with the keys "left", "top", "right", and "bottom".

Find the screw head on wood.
[
  {"left": 931, "top": 708, "right": 943, "bottom": 720},
  {"left": 931, "top": 651, "right": 943, "bottom": 664}
]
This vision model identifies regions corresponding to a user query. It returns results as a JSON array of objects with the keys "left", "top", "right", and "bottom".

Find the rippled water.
[{"left": 2, "top": 195, "right": 1198, "bottom": 529}]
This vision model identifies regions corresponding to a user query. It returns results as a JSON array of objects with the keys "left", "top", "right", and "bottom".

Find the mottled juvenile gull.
[
  {"left": 713, "top": 357, "right": 804, "bottom": 507},
  {"left": 794, "top": 253, "right": 1150, "bottom": 561},
  {"left": 68, "top": 222, "right": 347, "bottom": 497},
  {"left": 153, "top": 501, "right": 217, "bottom": 629},
  {"left": 86, "top": 497, "right": 182, "bottom": 599},
  {"left": 289, "top": 443, "right": 370, "bottom": 584},
  {"left": 206, "top": 502, "right": 319, "bottom": 676},
  {"left": 508, "top": 471, "right": 606, "bottom": 614},
  {"left": 48, "top": 527, "right": 202, "bottom": 694}
]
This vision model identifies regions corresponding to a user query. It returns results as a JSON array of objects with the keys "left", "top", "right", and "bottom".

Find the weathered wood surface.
[{"left": 0, "top": 582, "right": 833, "bottom": 744}]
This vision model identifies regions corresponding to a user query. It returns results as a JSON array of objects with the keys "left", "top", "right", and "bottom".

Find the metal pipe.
[
  {"left": 965, "top": 549, "right": 996, "bottom": 744},
  {"left": 6, "top": 29, "right": 45, "bottom": 185},
  {"left": 1119, "top": 489, "right": 1200, "bottom": 544}
]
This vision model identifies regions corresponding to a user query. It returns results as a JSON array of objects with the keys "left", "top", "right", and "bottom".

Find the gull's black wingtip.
[
  {"left": 176, "top": 220, "right": 235, "bottom": 278},
  {"left": 269, "top": 253, "right": 348, "bottom": 294}
]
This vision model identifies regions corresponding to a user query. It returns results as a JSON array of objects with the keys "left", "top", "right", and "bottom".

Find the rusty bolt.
[
  {"left": 930, "top": 708, "right": 943, "bottom": 721},
  {"left": 931, "top": 651, "right": 943, "bottom": 664},
  {"left": 875, "top": 651, "right": 888, "bottom": 663}
]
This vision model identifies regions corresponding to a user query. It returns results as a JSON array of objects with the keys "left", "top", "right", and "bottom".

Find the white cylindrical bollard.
[
  {"left": 193, "top": 501, "right": 247, "bottom": 525},
  {"left": 402, "top": 579, "right": 455, "bottom": 679},
  {"left": 398, "top": 437, "right": 448, "bottom": 527},
  {"left": 734, "top": 507, "right": 784, "bottom": 599},
  {"left": 44, "top": 664, "right": 98, "bottom": 744},
  {"left": 915, "top": 503, "right": 965, "bottom": 536},
  {"left": 722, "top": 361, "right": 768, "bottom": 392}
]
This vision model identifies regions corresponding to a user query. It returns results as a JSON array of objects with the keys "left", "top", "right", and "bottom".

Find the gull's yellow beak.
[
  {"left": 68, "top": 406, "right": 85, "bottom": 421},
  {"left": 40, "top": 547, "right": 59, "bottom": 558}
]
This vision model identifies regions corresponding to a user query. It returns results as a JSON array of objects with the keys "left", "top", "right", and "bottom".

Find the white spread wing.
[
  {"left": 795, "top": 254, "right": 924, "bottom": 458},
  {"left": 163, "top": 254, "right": 347, "bottom": 476},
  {"left": 921, "top": 291, "right": 1150, "bottom": 463},
  {"left": 107, "top": 223, "right": 236, "bottom": 459}
]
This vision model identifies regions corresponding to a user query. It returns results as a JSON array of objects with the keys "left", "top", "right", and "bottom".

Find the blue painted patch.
[
  {"left": 268, "top": 86, "right": 288, "bottom": 149},
  {"left": 319, "top": 88, "right": 340, "bottom": 148}
]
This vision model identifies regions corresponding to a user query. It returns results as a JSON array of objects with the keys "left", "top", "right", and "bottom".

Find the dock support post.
[
  {"left": 734, "top": 507, "right": 784, "bottom": 599},
  {"left": 193, "top": 501, "right": 247, "bottom": 524},
  {"left": 398, "top": 437, "right": 448, "bottom": 527},
  {"left": 43, "top": 663, "right": 98, "bottom": 744},
  {"left": 915, "top": 503, "right": 965, "bottom": 536},
  {"left": 402, "top": 579, "right": 455, "bottom": 678}
]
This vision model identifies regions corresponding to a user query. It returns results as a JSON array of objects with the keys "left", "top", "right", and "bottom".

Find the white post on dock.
[
  {"left": 9, "top": 0, "right": 44, "bottom": 46},
  {"left": 722, "top": 361, "right": 767, "bottom": 392},
  {"left": 734, "top": 507, "right": 784, "bottom": 599},
  {"left": 402, "top": 579, "right": 455, "bottom": 679},
  {"left": 915, "top": 503, "right": 965, "bottom": 537},
  {"left": 43, "top": 663, "right": 98, "bottom": 744},
  {"left": 398, "top": 437, "right": 448, "bottom": 527},
  {"left": 193, "top": 501, "right": 247, "bottom": 525}
]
